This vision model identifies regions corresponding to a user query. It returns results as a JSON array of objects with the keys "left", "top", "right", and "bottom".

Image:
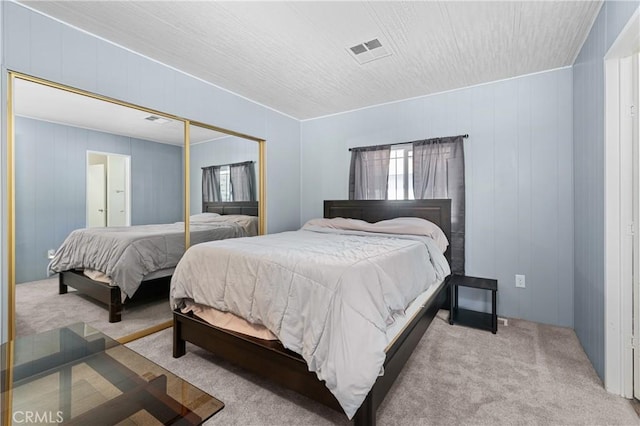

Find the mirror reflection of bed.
[
  {"left": 52, "top": 199, "right": 258, "bottom": 325},
  {"left": 11, "top": 75, "right": 262, "bottom": 341}
]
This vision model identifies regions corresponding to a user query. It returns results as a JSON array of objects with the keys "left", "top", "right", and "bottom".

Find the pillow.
[
  {"left": 303, "top": 217, "right": 368, "bottom": 229},
  {"left": 373, "top": 217, "right": 449, "bottom": 252},
  {"left": 190, "top": 212, "right": 221, "bottom": 223},
  {"left": 303, "top": 216, "right": 449, "bottom": 252}
]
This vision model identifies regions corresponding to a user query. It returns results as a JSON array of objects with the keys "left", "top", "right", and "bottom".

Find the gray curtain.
[
  {"left": 413, "top": 135, "right": 465, "bottom": 274},
  {"left": 348, "top": 145, "right": 391, "bottom": 200},
  {"left": 202, "top": 165, "right": 222, "bottom": 210},
  {"left": 229, "top": 161, "right": 256, "bottom": 202}
]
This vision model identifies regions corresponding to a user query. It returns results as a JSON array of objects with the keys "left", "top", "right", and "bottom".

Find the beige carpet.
[
  {"left": 15, "top": 277, "right": 172, "bottom": 340},
  {"left": 126, "top": 311, "right": 640, "bottom": 425}
]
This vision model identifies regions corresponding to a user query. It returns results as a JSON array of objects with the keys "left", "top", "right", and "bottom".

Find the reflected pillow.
[
  {"left": 214, "top": 215, "right": 259, "bottom": 237},
  {"left": 190, "top": 212, "right": 221, "bottom": 223}
]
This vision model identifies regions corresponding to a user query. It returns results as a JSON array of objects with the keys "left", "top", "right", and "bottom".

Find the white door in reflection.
[
  {"left": 87, "top": 163, "right": 106, "bottom": 227},
  {"left": 107, "top": 155, "right": 129, "bottom": 226},
  {"left": 87, "top": 151, "right": 131, "bottom": 227}
]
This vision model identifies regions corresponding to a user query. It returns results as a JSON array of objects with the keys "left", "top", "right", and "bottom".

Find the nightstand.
[{"left": 448, "top": 274, "right": 498, "bottom": 334}]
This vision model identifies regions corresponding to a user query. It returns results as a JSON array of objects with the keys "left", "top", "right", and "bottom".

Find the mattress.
[
  {"left": 83, "top": 267, "right": 175, "bottom": 286},
  {"left": 181, "top": 279, "right": 442, "bottom": 348}
]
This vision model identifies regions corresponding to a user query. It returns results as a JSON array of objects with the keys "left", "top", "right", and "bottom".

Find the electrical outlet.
[
  {"left": 515, "top": 274, "right": 526, "bottom": 288},
  {"left": 47, "top": 249, "right": 56, "bottom": 259}
]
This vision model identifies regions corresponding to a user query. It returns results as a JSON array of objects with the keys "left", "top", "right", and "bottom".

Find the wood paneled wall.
[
  {"left": 301, "top": 67, "right": 574, "bottom": 327},
  {"left": 573, "top": 0, "right": 639, "bottom": 381}
]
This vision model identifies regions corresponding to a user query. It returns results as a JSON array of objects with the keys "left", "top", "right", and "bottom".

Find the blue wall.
[
  {"left": 2, "top": 1, "right": 301, "bottom": 235},
  {"left": 14, "top": 116, "right": 183, "bottom": 283},
  {"left": 301, "top": 67, "right": 574, "bottom": 328},
  {"left": 573, "top": 0, "right": 639, "bottom": 380}
]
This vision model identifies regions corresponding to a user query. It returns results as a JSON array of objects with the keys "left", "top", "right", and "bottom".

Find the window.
[
  {"left": 219, "top": 165, "right": 232, "bottom": 201},
  {"left": 387, "top": 144, "right": 414, "bottom": 200}
]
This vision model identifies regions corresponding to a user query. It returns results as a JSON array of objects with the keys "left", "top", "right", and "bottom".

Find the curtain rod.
[
  {"left": 348, "top": 134, "right": 469, "bottom": 152},
  {"left": 202, "top": 160, "right": 254, "bottom": 169}
]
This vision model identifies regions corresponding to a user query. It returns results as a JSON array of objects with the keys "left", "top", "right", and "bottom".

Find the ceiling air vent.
[
  {"left": 347, "top": 37, "right": 392, "bottom": 65},
  {"left": 144, "top": 115, "right": 170, "bottom": 124}
]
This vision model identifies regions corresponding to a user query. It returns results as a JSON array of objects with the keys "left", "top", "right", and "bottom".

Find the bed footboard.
[
  {"left": 60, "top": 270, "right": 123, "bottom": 322},
  {"left": 173, "top": 309, "right": 343, "bottom": 411},
  {"left": 172, "top": 278, "right": 449, "bottom": 424},
  {"left": 58, "top": 273, "right": 68, "bottom": 295},
  {"left": 59, "top": 270, "right": 173, "bottom": 323}
]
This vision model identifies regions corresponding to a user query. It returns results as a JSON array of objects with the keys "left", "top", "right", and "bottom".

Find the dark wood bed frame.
[
  {"left": 58, "top": 201, "right": 259, "bottom": 323},
  {"left": 172, "top": 199, "right": 452, "bottom": 424},
  {"left": 202, "top": 200, "right": 258, "bottom": 216}
]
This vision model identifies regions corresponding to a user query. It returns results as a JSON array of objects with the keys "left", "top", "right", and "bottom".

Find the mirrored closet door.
[
  {"left": 9, "top": 73, "right": 185, "bottom": 341},
  {"left": 8, "top": 73, "right": 266, "bottom": 343}
]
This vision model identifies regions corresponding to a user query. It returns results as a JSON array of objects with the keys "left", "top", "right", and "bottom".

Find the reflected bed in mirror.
[
  {"left": 51, "top": 208, "right": 254, "bottom": 323},
  {"left": 10, "top": 73, "right": 265, "bottom": 343}
]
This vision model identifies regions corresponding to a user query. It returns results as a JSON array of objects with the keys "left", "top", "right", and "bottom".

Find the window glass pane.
[
  {"left": 387, "top": 147, "right": 414, "bottom": 200},
  {"left": 389, "top": 157, "right": 397, "bottom": 174},
  {"left": 220, "top": 165, "right": 231, "bottom": 201},
  {"left": 408, "top": 150, "right": 414, "bottom": 200},
  {"left": 388, "top": 148, "right": 403, "bottom": 200}
]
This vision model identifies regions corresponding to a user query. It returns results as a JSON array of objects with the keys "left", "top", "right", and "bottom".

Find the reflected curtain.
[
  {"left": 202, "top": 165, "right": 222, "bottom": 210},
  {"left": 348, "top": 145, "right": 391, "bottom": 200},
  {"left": 413, "top": 135, "right": 465, "bottom": 274},
  {"left": 229, "top": 161, "right": 256, "bottom": 202}
]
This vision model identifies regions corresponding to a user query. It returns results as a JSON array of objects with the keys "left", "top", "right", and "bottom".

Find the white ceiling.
[
  {"left": 19, "top": 1, "right": 603, "bottom": 120},
  {"left": 14, "top": 78, "right": 227, "bottom": 145}
]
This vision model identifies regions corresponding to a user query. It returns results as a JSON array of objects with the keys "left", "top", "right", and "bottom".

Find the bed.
[
  {"left": 171, "top": 199, "right": 452, "bottom": 424},
  {"left": 50, "top": 201, "right": 259, "bottom": 323}
]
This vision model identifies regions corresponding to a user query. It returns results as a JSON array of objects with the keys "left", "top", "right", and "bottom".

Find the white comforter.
[{"left": 170, "top": 227, "right": 450, "bottom": 418}]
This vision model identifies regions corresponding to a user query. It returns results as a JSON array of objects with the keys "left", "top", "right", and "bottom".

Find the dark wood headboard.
[
  {"left": 203, "top": 201, "right": 258, "bottom": 216},
  {"left": 324, "top": 199, "right": 452, "bottom": 264}
]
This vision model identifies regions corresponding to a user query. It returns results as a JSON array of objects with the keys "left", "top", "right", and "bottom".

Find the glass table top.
[{"left": 1, "top": 323, "right": 223, "bottom": 425}]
